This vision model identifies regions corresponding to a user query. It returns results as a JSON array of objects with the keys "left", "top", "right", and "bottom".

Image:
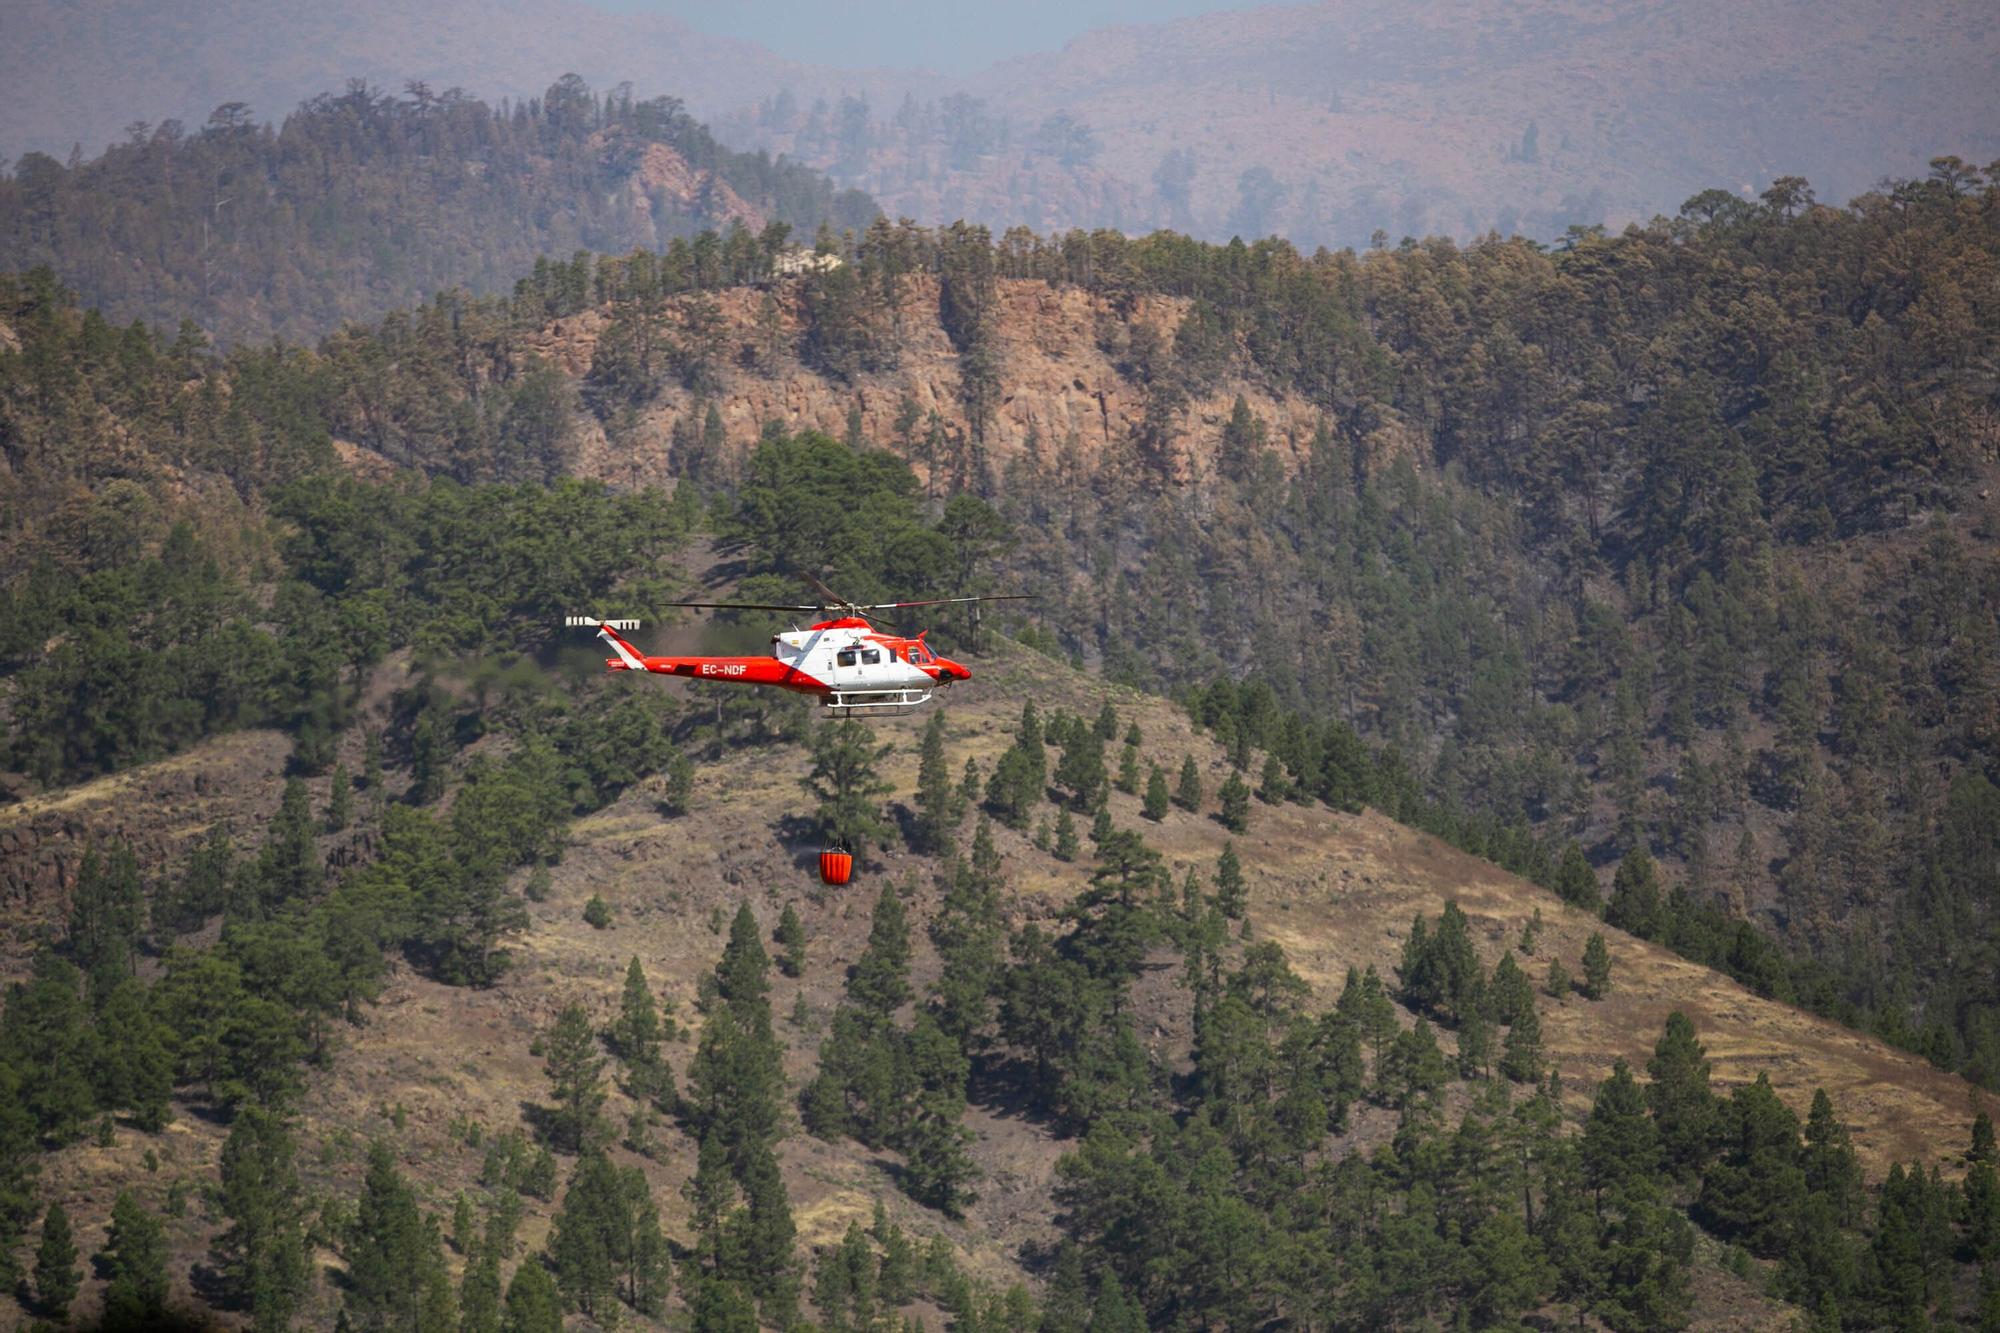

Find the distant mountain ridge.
[
  {"left": 6, "top": 0, "right": 1997, "bottom": 250},
  {"left": 741, "top": 0, "right": 2000, "bottom": 244},
  {"left": 0, "top": 74, "right": 878, "bottom": 344}
]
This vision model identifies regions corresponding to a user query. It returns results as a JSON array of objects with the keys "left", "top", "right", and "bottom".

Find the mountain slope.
[
  {"left": 9, "top": 627, "right": 1983, "bottom": 1327},
  {"left": 0, "top": 74, "right": 878, "bottom": 345},
  {"left": 0, "top": 0, "right": 912, "bottom": 165}
]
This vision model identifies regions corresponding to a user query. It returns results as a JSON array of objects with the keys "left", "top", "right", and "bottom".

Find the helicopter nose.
[{"left": 935, "top": 658, "right": 972, "bottom": 682}]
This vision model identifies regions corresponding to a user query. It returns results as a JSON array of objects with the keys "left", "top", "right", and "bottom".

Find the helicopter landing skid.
[{"left": 823, "top": 688, "right": 935, "bottom": 717}]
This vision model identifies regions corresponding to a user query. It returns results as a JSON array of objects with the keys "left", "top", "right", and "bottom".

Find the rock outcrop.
[
  {"left": 0, "top": 730, "right": 291, "bottom": 913},
  {"left": 532, "top": 274, "right": 1350, "bottom": 492}
]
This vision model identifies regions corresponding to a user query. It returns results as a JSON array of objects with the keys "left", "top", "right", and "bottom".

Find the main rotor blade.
[
  {"left": 659, "top": 601, "right": 829, "bottom": 613},
  {"left": 798, "top": 571, "right": 847, "bottom": 608},
  {"left": 858, "top": 594, "right": 1035, "bottom": 610}
]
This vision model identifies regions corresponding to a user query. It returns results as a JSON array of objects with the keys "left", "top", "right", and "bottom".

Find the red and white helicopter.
[{"left": 568, "top": 575, "right": 1027, "bottom": 716}]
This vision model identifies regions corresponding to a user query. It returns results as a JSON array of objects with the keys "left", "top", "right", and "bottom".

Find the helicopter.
[{"left": 567, "top": 574, "right": 1028, "bottom": 717}]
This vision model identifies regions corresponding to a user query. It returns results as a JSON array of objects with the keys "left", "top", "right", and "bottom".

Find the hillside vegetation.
[
  {"left": 0, "top": 74, "right": 877, "bottom": 344},
  {"left": 0, "top": 149, "right": 1997, "bottom": 1330},
  {"left": 0, "top": 436, "right": 1993, "bottom": 1331},
  {"left": 11, "top": 158, "right": 1994, "bottom": 1088}
]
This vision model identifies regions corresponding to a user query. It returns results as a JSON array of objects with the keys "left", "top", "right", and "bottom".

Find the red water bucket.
[{"left": 818, "top": 849, "right": 854, "bottom": 886}]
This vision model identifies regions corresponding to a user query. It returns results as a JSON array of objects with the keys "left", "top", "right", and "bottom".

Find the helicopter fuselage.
[{"left": 599, "top": 616, "right": 969, "bottom": 707}]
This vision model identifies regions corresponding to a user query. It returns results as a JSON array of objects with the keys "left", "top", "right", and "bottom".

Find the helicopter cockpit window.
[
  {"left": 910, "top": 645, "right": 931, "bottom": 665},
  {"left": 836, "top": 649, "right": 858, "bottom": 668},
  {"left": 860, "top": 649, "right": 882, "bottom": 665}
]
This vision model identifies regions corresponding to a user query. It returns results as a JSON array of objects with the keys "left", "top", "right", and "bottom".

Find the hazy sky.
[{"left": 593, "top": 0, "right": 1256, "bottom": 72}]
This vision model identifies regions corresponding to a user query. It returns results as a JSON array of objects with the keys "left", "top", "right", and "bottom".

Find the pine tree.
[
  {"left": 1646, "top": 1011, "right": 1715, "bottom": 1178},
  {"left": 1581, "top": 932, "right": 1613, "bottom": 999},
  {"left": 216, "top": 1106, "right": 311, "bottom": 1333},
  {"left": 345, "top": 1140, "right": 456, "bottom": 1331},
  {"left": 451, "top": 1193, "right": 476, "bottom": 1255},
  {"left": 1696, "top": 1073, "right": 1805, "bottom": 1257},
  {"left": 1042, "top": 1242, "right": 1090, "bottom": 1333},
  {"left": 1486, "top": 951, "right": 1534, "bottom": 1024},
  {"left": 542, "top": 1002, "right": 607, "bottom": 1153},
  {"left": 1215, "top": 842, "right": 1246, "bottom": 919},
  {"left": 719, "top": 903, "right": 772, "bottom": 1011},
  {"left": 98, "top": 1189, "right": 172, "bottom": 1332},
  {"left": 803, "top": 719, "right": 894, "bottom": 851},
  {"left": 1355, "top": 965, "right": 1398, "bottom": 1067},
  {"left": 1581, "top": 1060, "right": 1660, "bottom": 1196},
  {"left": 257, "top": 776, "right": 324, "bottom": 911},
  {"left": 1380, "top": 1017, "right": 1449, "bottom": 1107},
  {"left": 1257, "top": 752, "right": 1289, "bottom": 804},
  {"left": 1458, "top": 1008, "right": 1494, "bottom": 1079},
  {"left": 849, "top": 883, "right": 913, "bottom": 1021},
  {"left": 69, "top": 840, "right": 144, "bottom": 987},
  {"left": 1055, "top": 729, "right": 1107, "bottom": 810},
  {"left": 930, "top": 822, "right": 1005, "bottom": 1051},
  {"left": 97, "top": 976, "right": 175, "bottom": 1130},
  {"left": 776, "top": 903, "right": 807, "bottom": 979},
  {"left": 1115, "top": 739, "right": 1141, "bottom": 795},
  {"left": 875, "top": 1212, "right": 915, "bottom": 1308},
  {"left": 683, "top": 1132, "right": 737, "bottom": 1273},
  {"left": 1554, "top": 840, "right": 1601, "bottom": 913},
  {"left": 1053, "top": 808, "right": 1079, "bottom": 862},
  {"left": 1966, "top": 1157, "right": 2000, "bottom": 1263},
  {"left": 501, "top": 1260, "right": 562, "bottom": 1333},
  {"left": 984, "top": 705, "right": 1046, "bottom": 828},
  {"left": 460, "top": 1249, "right": 503, "bottom": 1333},
  {"left": 614, "top": 957, "right": 662, "bottom": 1060},
  {"left": 547, "top": 1151, "right": 642, "bottom": 1319},
  {"left": 1217, "top": 769, "right": 1251, "bottom": 832},
  {"left": 614, "top": 957, "right": 673, "bottom": 1108},
  {"left": 1605, "top": 847, "right": 1663, "bottom": 940},
  {"left": 1546, "top": 956, "right": 1571, "bottom": 998},
  {"left": 33, "top": 1202, "right": 79, "bottom": 1320},
  {"left": 1399, "top": 901, "right": 1483, "bottom": 1023},
  {"left": 363, "top": 728, "right": 385, "bottom": 803},
  {"left": 662, "top": 748, "right": 695, "bottom": 815},
  {"left": 1779, "top": 1192, "right": 1858, "bottom": 1317},
  {"left": 688, "top": 906, "right": 787, "bottom": 1167},
  {"left": 9, "top": 960, "right": 99, "bottom": 1136},
  {"left": 1089, "top": 1270, "right": 1147, "bottom": 1333},
  {"left": 1142, "top": 764, "right": 1170, "bottom": 821},
  {"left": 903, "top": 1101, "right": 981, "bottom": 1217},
  {"left": 1499, "top": 1003, "right": 1544, "bottom": 1083},
  {"left": 409, "top": 706, "right": 450, "bottom": 806},
  {"left": 1174, "top": 755, "right": 1204, "bottom": 811},
  {"left": 1802, "top": 1087, "right": 1864, "bottom": 1227},
  {"left": 915, "top": 711, "right": 964, "bottom": 855},
  {"left": 326, "top": 761, "right": 353, "bottom": 832},
  {"left": 731, "top": 1140, "right": 799, "bottom": 1324},
  {"left": 1094, "top": 702, "right": 1120, "bottom": 741}
]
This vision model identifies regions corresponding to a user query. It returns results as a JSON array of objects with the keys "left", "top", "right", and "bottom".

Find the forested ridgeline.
[{"left": 0, "top": 73, "right": 879, "bottom": 346}]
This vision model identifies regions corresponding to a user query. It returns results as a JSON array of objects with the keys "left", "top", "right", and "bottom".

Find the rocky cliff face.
[
  {"left": 528, "top": 274, "right": 1352, "bottom": 492},
  {"left": 0, "top": 730, "right": 290, "bottom": 912},
  {"left": 604, "top": 136, "right": 768, "bottom": 240}
]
